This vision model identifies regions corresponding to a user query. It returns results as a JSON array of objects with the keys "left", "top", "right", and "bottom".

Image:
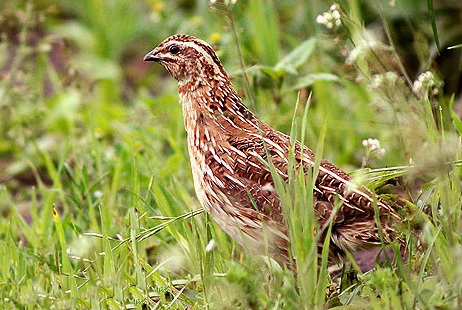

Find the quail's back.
[{"left": 144, "top": 34, "right": 400, "bottom": 265}]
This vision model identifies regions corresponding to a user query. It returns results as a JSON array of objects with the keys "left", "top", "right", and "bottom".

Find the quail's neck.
[{"left": 178, "top": 76, "right": 258, "bottom": 135}]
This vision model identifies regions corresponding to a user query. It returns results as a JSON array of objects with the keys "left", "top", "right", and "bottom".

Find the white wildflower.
[
  {"left": 316, "top": 15, "right": 326, "bottom": 25},
  {"left": 371, "top": 74, "right": 384, "bottom": 89},
  {"left": 412, "top": 80, "right": 422, "bottom": 93},
  {"left": 362, "top": 138, "right": 386, "bottom": 158},
  {"left": 377, "top": 148, "right": 386, "bottom": 157},
  {"left": 316, "top": 4, "right": 342, "bottom": 30},
  {"left": 362, "top": 138, "right": 380, "bottom": 151},
  {"left": 332, "top": 9, "right": 340, "bottom": 20},
  {"left": 413, "top": 71, "right": 440, "bottom": 97}
]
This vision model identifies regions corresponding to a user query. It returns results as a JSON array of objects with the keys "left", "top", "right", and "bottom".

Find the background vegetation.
[{"left": 1, "top": 0, "right": 461, "bottom": 308}]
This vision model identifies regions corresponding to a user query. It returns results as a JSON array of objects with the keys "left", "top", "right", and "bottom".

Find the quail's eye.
[{"left": 169, "top": 45, "right": 180, "bottom": 54}]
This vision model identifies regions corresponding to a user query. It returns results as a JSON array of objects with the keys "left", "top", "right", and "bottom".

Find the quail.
[{"left": 144, "top": 34, "right": 400, "bottom": 265}]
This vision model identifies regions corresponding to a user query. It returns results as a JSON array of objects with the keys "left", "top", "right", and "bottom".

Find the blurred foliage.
[{"left": 0, "top": 0, "right": 461, "bottom": 308}]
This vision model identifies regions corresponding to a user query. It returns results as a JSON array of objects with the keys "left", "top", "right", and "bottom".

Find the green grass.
[{"left": 1, "top": 0, "right": 462, "bottom": 308}]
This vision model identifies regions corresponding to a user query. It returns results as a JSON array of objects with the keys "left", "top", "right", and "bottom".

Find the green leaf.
[
  {"left": 260, "top": 67, "right": 284, "bottom": 79},
  {"left": 52, "top": 22, "right": 96, "bottom": 51},
  {"left": 275, "top": 38, "right": 316, "bottom": 73},
  {"left": 451, "top": 107, "right": 462, "bottom": 136},
  {"left": 242, "top": 65, "right": 283, "bottom": 80},
  {"left": 248, "top": 0, "right": 281, "bottom": 66},
  {"left": 45, "top": 89, "right": 81, "bottom": 134},
  {"left": 426, "top": 0, "right": 440, "bottom": 54},
  {"left": 448, "top": 43, "right": 462, "bottom": 50},
  {"left": 289, "top": 73, "right": 339, "bottom": 91}
]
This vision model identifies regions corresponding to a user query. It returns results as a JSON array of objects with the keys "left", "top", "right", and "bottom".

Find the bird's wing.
[{"left": 210, "top": 125, "right": 398, "bottom": 248}]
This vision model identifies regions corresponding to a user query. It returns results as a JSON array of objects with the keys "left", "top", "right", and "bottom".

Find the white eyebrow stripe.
[{"left": 168, "top": 40, "right": 225, "bottom": 77}]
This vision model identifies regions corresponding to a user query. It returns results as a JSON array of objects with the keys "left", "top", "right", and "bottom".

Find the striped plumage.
[{"left": 144, "top": 34, "right": 400, "bottom": 265}]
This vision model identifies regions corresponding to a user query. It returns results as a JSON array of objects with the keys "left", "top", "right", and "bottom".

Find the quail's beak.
[{"left": 143, "top": 50, "right": 162, "bottom": 62}]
